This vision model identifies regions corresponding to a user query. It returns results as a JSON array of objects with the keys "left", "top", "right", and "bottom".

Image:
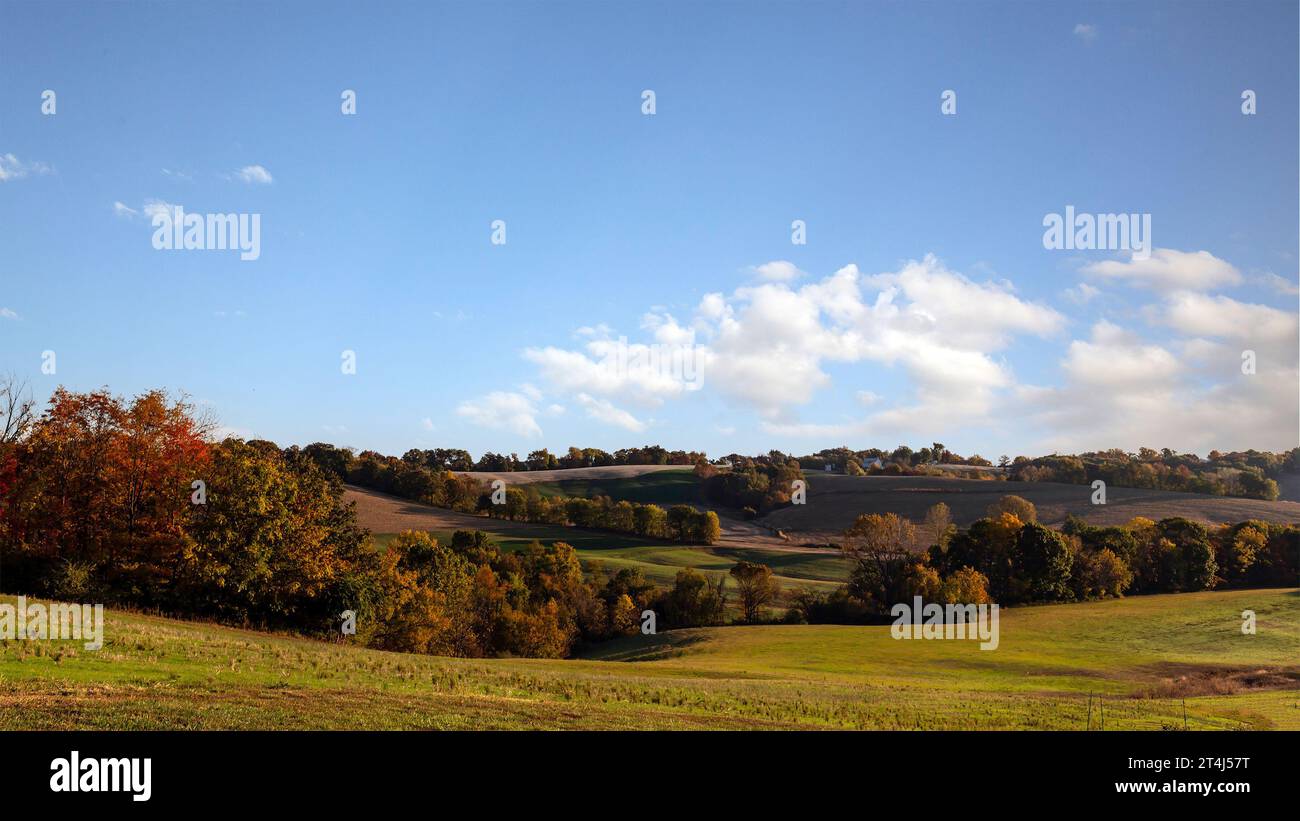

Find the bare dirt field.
[
  {"left": 344, "top": 483, "right": 820, "bottom": 555},
  {"left": 759, "top": 474, "right": 1300, "bottom": 543},
  {"left": 345, "top": 484, "right": 546, "bottom": 536}
]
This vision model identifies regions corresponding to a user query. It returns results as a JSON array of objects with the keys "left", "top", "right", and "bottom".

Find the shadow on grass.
[{"left": 577, "top": 630, "right": 713, "bottom": 663}]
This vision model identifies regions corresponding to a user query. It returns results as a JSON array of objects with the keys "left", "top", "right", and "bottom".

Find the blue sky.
[{"left": 1, "top": 0, "right": 1296, "bottom": 460}]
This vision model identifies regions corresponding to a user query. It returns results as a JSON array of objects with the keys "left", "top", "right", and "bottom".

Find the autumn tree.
[
  {"left": 842, "top": 512, "right": 917, "bottom": 612},
  {"left": 939, "top": 566, "right": 991, "bottom": 604},
  {"left": 987, "top": 494, "right": 1037, "bottom": 523},
  {"left": 729, "top": 561, "right": 781, "bottom": 622},
  {"left": 2, "top": 388, "right": 212, "bottom": 599},
  {"left": 923, "top": 502, "right": 954, "bottom": 550},
  {"left": 181, "top": 436, "right": 367, "bottom": 626}
]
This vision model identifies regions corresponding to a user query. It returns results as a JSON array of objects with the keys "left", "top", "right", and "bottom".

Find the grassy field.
[
  {"left": 373, "top": 529, "right": 847, "bottom": 593},
  {"left": 2, "top": 588, "right": 1297, "bottom": 729},
  {"left": 525, "top": 468, "right": 702, "bottom": 505},
  {"left": 351, "top": 484, "right": 847, "bottom": 593}
]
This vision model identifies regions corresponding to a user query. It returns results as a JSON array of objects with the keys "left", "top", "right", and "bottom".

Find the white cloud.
[
  {"left": 1258, "top": 272, "right": 1299, "bottom": 296},
  {"left": 421, "top": 417, "right": 435, "bottom": 431},
  {"left": 1157, "top": 292, "right": 1296, "bottom": 343},
  {"left": 468, "top": 250, "right": 1294, "bottom": 451},
  {"left": 456, "top": 391, "right": 543, "bottom": 437},
  {"left": 750, "top": 260, "right": 805, "bottom": 282},
  {"left": 114, "top": 199, "right": 178, "bottom": 222},
  {"left": 640, "top": 311, "right": 695, "bottom": 345},
  {"left": 1063, "top": 282, "right": 1100, "bottom": 305},
  {"left": 523, "top": 333, "right": 700, "bottom": 409},
  {"left": 1073, "top": 23, "right": 1098, "bottom": 42},
  {"left": 575, "top": 393, "right": 647, "bottom": 432},
  {"left": 695, "top": 256, "right": 1061, "bottom": 425},
  {"left": 1060, "top": 320, "right": 1182, "bottom": 389},
  {"left": 143, "top": 199, "right": 179, "bottom": 221},
  {"left": 511, "top": 255, "right": 1061, "bottom": 435},
  {"left": 0, "top": 307, "right": 19, "bottom": 320},
  {"left": 1082, "top": 248, "right": 1241, "bottom": 292},
  {"left": 235, "top": 165, "right": 273, "bottom": 184},
  {"left": 575, "top": 323, "right": 614, "bottom": 339},
  {"left": 1021, "top": 316, "right": 1297, "bottom": 453},
  {"left": 0, "top": 153, "right": 52, "bottom": 182}
]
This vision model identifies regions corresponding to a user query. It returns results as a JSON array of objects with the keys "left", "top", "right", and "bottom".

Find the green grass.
[
  {"left": 2, "top": 588, "right": 1297, "bottom": 730},
  {"left": 527, "top": 468, "right": 701, "bottom": 506},
  {"left": 372, "top": 530, "right": 849, "bottom": 593}
]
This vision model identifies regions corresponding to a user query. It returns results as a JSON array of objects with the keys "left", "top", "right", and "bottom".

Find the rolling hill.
[
  {"left": 3, "top": 588, "right": 1297, "bottom": 730},
  {"left": 759, "top": 474, "right": 1300, "bottom": 543}
]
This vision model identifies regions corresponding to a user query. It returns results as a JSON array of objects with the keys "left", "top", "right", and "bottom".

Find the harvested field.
[
  {"left": 462, "top": 464, "right": 687, "bottom": 485},
  {"left": 759, "top": 474, "right": 1300, "bottom": 543}
]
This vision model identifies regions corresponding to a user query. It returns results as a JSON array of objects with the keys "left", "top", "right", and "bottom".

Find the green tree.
[
  {"left": 661, "top": 568, "right": 726, "bottom": 628},
  {"left": 1011, "top": 523, "right": 1073, "bottom": 602}
]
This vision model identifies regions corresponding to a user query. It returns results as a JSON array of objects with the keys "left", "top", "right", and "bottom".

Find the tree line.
[
  {"left": 0, "top": 385, "right": 748, "bottom": 657},
  {"left": 431, "top": 445, "right": 708, "bottom": 473},
  {"left": 796, "top": 444, "right": 1299, "bottom": 501},
  {"left": 1009, "top": 449, "right": 1294, "bottom": 501},
  {"left": 485, "top": 484, "right": 721, "bottom": 544},
  {"left": 336, "top": 447, "right": 721, "bottom": 545},
  {"left": 789, "top": 496, "right": 1300, "bottom": 624}
]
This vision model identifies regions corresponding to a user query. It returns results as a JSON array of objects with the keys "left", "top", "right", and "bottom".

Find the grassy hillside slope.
[
  {"left": 2, "top": 589, "right": 1296, "bottom": 730},
  {"left": 347, "top": 484, "right": 847, "bottom": 591}
]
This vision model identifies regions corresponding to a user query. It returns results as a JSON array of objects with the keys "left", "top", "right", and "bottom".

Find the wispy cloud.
[
  {"left": 1258, "top": 271, "right": 1299, "bottom": 296},
  {"left": 234, "top": 165, "right": 273, "bottom": 185},
  {"left": 0, "top": 153, "right": 52, "bottom": 182},
  {"left": 114, "top": 199, "right": 181, "bottom": 223},
  {"left": 1073, "top": 23, "right": 1098, "bottom": 43},
  {"left": 575, "top": 393, "right": 647, "bottom": 432},
  {"left": 143, "top": 199, "right": 179, "bottom": 221}
]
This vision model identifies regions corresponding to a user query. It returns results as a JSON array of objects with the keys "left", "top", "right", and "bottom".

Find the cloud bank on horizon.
[{"left": 460, "top": 248, "right": 1298, "bottom": 455}]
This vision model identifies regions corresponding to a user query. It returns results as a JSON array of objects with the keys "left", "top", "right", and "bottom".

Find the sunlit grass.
[{"left": 1, "top": 588, "right": 1295, "bottom": 730}]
